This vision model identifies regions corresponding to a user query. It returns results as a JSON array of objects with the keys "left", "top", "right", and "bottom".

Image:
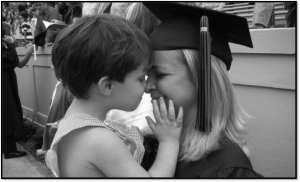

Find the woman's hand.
[{"left": 146, "top": 97, "right": 183, "bottom": 144}]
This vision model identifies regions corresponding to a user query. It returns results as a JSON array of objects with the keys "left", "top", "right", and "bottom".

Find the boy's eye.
[{"left": 139, "top": 75, "right": 146, "bottom": 82}]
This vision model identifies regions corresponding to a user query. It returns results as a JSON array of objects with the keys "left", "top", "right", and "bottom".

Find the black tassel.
[{"left": 195, "top": 16, "right": 212, "bottom": 132}]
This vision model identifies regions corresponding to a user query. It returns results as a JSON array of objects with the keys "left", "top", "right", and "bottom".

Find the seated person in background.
[
  {"left": 65, "top": 2, "right": 82, "bottom": 25},
  {"left": 37, "top": 17, "right": 70, "bottom": 155},
  {"left": 110, "top": 2, "right": 131, "bottom": 18},
  {"left": 32, "top": 2, "right": 61, "bottom": 43},
  {"left": 251, "top": 2, "right": 274, "bottom": 29},
  {"left": 81, "top": 2, "right": 112, "bottom": 16},
  {"left": 19, "top": 11, "right": 33, "bottom": 44},
  {"left": 284, "top": 2, "right": 296, "bottom": 27},
  {"left": 196, "top": 2, "right": 225, "bottom": 11},
  {"left": 58, "top": 2, "right": 68, "bottom": 22}
]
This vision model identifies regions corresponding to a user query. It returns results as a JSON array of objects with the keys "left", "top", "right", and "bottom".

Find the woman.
[{"left": 142, "top": 2, "right": 263, "bottom": 178}]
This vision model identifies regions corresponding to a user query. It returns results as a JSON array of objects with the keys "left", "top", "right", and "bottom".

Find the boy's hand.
[{"left": 146, "top": 97, "right": 183, "bottom": 144}]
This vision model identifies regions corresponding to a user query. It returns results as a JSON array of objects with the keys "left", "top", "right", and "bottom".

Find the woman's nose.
[{"left": 145, "top": 78, "right": 156, "bottom": 93}]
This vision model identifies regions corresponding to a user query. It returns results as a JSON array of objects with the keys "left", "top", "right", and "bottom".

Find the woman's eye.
[{"left": 155, "top": 73, "right": 166, "bottom": 79}]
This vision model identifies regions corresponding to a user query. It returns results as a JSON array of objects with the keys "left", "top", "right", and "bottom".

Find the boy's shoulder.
[
  {"left": 60, "top": 126, "right": 128, "bottom": 154},
  {"left": 59, "top": 125, "right": 136, "bottom": 168}
]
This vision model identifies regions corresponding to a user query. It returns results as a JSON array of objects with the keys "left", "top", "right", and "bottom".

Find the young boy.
[{"left": 47, "top": 14, "right": 183, "bottom": 177}]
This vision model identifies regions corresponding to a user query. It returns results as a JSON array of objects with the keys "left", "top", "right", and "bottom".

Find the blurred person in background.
[
  {"left": 110, "top": 2, "right": 131, "bottom": 18},
  {"left": 19, "top": 10, "right": 33, "bottom": 44},
  {"left": 2, "top": 22, "right": 35, "bottom": 159},
  {"left": 284, "top": 2, "right": 296, "bottom": 27},
  {"left": 32, "top": 2, "right": 61, "bottom": 43},
  {"left": 82, "top": 2, "right": 112, "bottom": 16},
  {"left": 196, "top": 2, "right": 226, "bottom": 11},
  {"left": 64, "top": 2, "right": 82, "bottom": 25},
  {"left": 58, "top": 2, "right": 69, "bottom": 22},
  {"left": 251, "top": 2, "right": 274, "bottom": 29}
]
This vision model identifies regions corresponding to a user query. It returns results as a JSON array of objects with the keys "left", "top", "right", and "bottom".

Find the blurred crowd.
[
  {"left": 2, "top": 2, "right": 83, "bottom": 47},
  {"left": 2, "top": 2, "right": 35, "bottom": 47},
  {"left": 1, "top": 1, "right": 296, "bottom": 47}
]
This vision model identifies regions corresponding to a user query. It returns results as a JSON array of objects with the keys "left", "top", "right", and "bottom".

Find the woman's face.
[{"left": 145, "top": 50, "right": 198, "bottom": 126}]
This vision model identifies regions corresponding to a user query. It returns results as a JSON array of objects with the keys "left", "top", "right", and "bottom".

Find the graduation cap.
[
  {"left": 34, "top": 20, "right": 67, "bottom": 46},
  {"left": 143, "top": 2, "right": 253, "bottom": 132}
]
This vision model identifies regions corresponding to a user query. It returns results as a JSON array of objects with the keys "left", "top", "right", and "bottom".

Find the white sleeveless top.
[{"left": 46, "top": 113, "right": 145, "bottom": 177}]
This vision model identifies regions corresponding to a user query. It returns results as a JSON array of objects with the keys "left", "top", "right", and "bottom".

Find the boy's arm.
[
  {"left": 90, "top": 128, "right": 151, "bottom": 177},
  {"left": 90, "top": 128, "right": 178, "bottom": 177},
  {"left": 148, "top": 141, "right": 179, "bottom": 177}
]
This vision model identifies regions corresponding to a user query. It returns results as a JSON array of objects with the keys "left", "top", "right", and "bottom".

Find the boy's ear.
[{"left": 98, "top": 76, "right": 113, "bottom": 96}]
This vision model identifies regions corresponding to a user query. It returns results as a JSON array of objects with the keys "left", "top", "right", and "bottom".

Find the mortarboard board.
[
  {"left": 143, "top": 2, "right": 253, "bottom": 70},
  {"left": 143, "top": 2, "right": 253, "bottom": 132}
]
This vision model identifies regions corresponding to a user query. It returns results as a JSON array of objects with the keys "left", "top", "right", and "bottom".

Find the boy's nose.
[{"left": 145, "top": 79, "right": 156, "bottom": 93}]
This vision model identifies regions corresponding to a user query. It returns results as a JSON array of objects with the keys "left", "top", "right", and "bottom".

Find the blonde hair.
[
  {"left": 110, "top": 3, "right": 131, "bottom": 18},
  {"left": 178, "top": 49, "right": 249, "bottom": 162},
  {"left": 82, "top": 3, "right": 111, "bottom": 16},
  {"left": 125, "top": 3, "right": 161, "bottom": 37}
]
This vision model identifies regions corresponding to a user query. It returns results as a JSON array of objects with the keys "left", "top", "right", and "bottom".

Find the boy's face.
[{"left": 111, "top": 62, "right": 148, "bottom": 111}]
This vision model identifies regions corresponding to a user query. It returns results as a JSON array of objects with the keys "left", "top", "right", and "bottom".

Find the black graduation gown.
[
  {"left": 175, "top": 143, "right": 264, "bottom": 178},
  {"left": 1, "top": 43, "right": 23, "bottom": 137}
]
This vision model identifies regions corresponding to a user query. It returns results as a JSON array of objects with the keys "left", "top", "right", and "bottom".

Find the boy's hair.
[
  {"left": 2, "top": 22, "right": 11, "bottom": 38},
  {"left": 52, "top": 14, "right": 153, "bottom": 99}
]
